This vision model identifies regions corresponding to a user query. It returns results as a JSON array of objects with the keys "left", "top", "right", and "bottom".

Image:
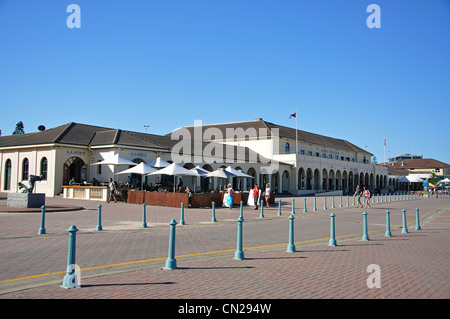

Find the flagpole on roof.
[{"left": 295, "top": 109, "right": 298, "bottom": 155}]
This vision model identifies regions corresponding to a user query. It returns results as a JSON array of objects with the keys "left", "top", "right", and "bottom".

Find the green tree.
[
  {"left": 12, "top": 121, "right": 25, "bottom": 135},
  {"left": 429, "top": 172, "right": 438, "bottom": 185}
]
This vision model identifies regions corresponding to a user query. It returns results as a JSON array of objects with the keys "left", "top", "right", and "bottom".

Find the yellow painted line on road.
[
  {"left": 1, "top": 204, "right": 449, "bottom": 286},
  {"left": 0, "top": 272, "right": 66, "bottom": 284}
]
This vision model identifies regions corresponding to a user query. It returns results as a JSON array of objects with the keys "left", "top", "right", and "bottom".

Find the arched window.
[
  {"left": 285, "top": 142, "right": 290, "bottom": 154},
  {"left": 40, "top": 157, "right": 48, "bottom": 180},
  {"left": 63, "top": 156, "right": 86, "bottom": 185},
  {"left": 4, "top": 159, "right": 12, "bottom": 190},
  {"left": 22, "top": 158, "right": 29, "bottom": 180}
]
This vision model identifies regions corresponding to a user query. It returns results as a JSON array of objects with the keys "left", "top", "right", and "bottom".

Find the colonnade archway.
[{"left": 296, "top": 167, "right": 389, "bottom": 194}]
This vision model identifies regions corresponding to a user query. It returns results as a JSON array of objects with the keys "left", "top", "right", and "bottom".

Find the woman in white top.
[
  {"left": 107, "top": 177, "right": 117, "bottom": 203},
  {"left": 265, "top": 183, "right": 270, "bottom": 208}
]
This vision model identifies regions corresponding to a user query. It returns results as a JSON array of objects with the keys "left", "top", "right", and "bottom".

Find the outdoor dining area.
[{"left": 81, "top": 154, "right": 275, "bottom": 208}]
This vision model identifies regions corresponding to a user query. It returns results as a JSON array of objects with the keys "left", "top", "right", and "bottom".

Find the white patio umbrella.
[
  {"left": 397, "top": 176, "right": 408, "bottom": 183},
  {"left": 91, "top": 154, "right": 138, "bottom": 166},
  {"left": 399, "top": 175, "right": 423, "bottom": 183},
  {"left": 204, "top": 168, "right": 237, "bottom": 179},
  {"left": 148, "top": 162, "right": 200, "bottom": 192},
  {"left": 188, "top": 166, "right": 211, "bottom": 192},
  {"left": 225, "top": 166, "right": 254, "bottom": 191},
  {"left": 204, "top": 168, "right": 239, "bottom": 207},
  {"left": 410, "top": 176, "right": 424, "bottom": 183},
  {"left": 148, "top": 155, "right": 171, "bottom": 168},
  {"left": 225, "top": 166, "right": 253, "bottom": 178},
  {"left": 115, "top": 162, "right": 157, "bottom": 190},
  {"left": 204, "top": 168, "right": 238, "bottom": 192},
  {"left": 190, "top": 165, "right": 210, "bottom": 175},
  {"left": 115, "top": 162, "right": 157, "bottom": 175},
  {"left": 90, "top": 154, "right": 138, "bottom": 182}
]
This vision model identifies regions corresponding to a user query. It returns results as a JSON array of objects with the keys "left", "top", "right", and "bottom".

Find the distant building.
[
  {"left": 386, "top": 158, "right": 450, "bottom": 177},
  {"left": 388, "top": 153, "right": 423, "bottom": 162}
]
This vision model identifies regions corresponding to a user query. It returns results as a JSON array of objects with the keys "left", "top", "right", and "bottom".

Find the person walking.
[
  {"left": 265, "top": 183, "right": 271, "bottom": 208},
  {"left": 226, "top": 184, "right": 234, "bottom": 209},
  {"left": 363, "top": 186, "right": 371, "bottom": 209},
  {"left": 253, "top": 184, "right": 261, "bottom": 210},
  {"left": 354, "top": 185, "right": 362, "bottom": 208},
  {"left": 107, "top": 177, "right": 117, "bottom": 203}
]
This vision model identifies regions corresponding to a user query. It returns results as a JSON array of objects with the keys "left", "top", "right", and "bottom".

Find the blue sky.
[{"left": 1, "top": 0, "right": 449, "bottom": 164}]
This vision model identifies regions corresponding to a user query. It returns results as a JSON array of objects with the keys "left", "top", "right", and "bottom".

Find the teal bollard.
[
  {"left": 313, "top": 197, "right": 317, "bottom": 211},
  {"left": 211, "top": 201, "right": 217, "bottom": 222},
  {"left": 389, "top": 194, "right": 391, "bottom": 202},
  {"left": 402, "top": 209, "right": 408, "bottom": 233},
  {"left": 286, "top": 215, "right": 296, "bottom": 253},
  {"left": 239, "top": 201, "right": 244, "bottom": 220},
  {"left": 385, "top": 210, "right": 392, "bottom": 237},
  {"left": 303, "top": 198, "right": 307, "bottom": 213},
  {"left": 331, "top": 195, "right": 335, "bottom": 209},
  {"left": 376, "top": 194, "right": 379, "bottom": 203},
  {"left": 352, "top": 195, "right": 355, "bottom": 206},
  {"left": 164, "top": 219, "right": 178, "bottom": 270},
  {"left": 292, "top": 198, "right": 295, "bottom": 214},
  {"left": 362, "top": 212, "right": 369, "bottom": 241},
  {"left": 142, "top": 203, "right": 147, "bottom": 228},
  {"left": 339, "top": 195, "right": 342, "bottom": 208},
  {"left": 234, "top": 216, "right": 244, "bottom": 260},
  {"left": 180, "top": 202, "right": 185, "bottom": 225},
  {"left": 260, "top": 200, "right": 264, "bottom": 218},
  {"left": 96, "top": 204, "right": 103, "bottom": 231},
  {"left": 328, "top": 213, "right": 337, "bottom": 246},
  {"left": 38, "top": 205, "right": 46, "bottom": 234},
  {"left": 278, "top": 199, "right": 282, "bottom": 216},
  {"left": 324, "top": 196, "right": 327, "bottom": 210},
  {"left": 346, "top": 195, "right": 349, "bottom": 207},
  {"left": 415, "top": 208, "right": 421, "bottom": 230},
  {"left": 61, "top": 225, "right": 80, "bottom": 289}
]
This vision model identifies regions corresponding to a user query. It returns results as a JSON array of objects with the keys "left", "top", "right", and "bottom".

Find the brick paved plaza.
[{"left": 0, "top": 193, "right": 449, "bottom": 306}]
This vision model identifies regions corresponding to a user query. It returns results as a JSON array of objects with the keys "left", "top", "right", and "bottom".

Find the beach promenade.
[{"left": 0, "top": 192, "right": 449, "bottom": 305}]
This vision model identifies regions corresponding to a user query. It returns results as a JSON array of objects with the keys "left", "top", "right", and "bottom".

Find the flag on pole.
[
  {"left": 384, "top": 138, "right": 386, "bottom": 147},
  {"left": 289, "top": 112, "right": 296, "bottom": 118}
]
